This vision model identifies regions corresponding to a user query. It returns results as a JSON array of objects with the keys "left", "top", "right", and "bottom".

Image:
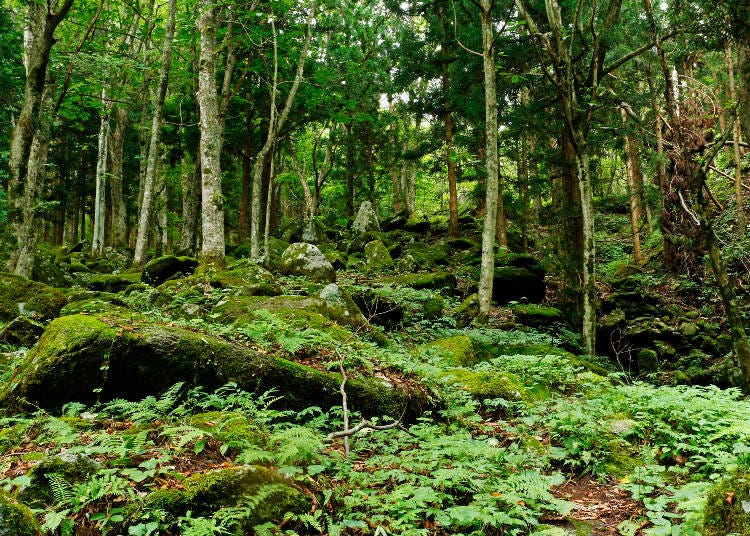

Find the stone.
[
  {"left": 0, "top": 273, "right": 67, "bottom": 322},
  {"left": 511, "top": 304, "right": 563, "bottom": 328},
  {"left": 492, "top": 266, "right": 546, "bottom": 304},
  {"left": 363, "top": 240, "right": 394, "bottom": 272},
  {"left": 702, "top": 472, "right": 750, "bottom": 536},
  {"left": 635, "top": 348, "right": 659, "bottom": 373},
  {"left": 351, "top": 200, "right": 380, "bottom": 234},
  {"left": 0, "top": 313, "right": 429, "bottom": 418},
  {"left": 678, "top": 321, "right": 699, "bottom": 337},
  {"left": 32, "top": 253, "right": 68, "bottom": 288},
  {"left": 142, "top": 255, "right": 198, "bottom": 286},
  {"left": 380, "top": 209, "right": 410, "bottom": 231},
  {"left": 376, "top": 271, "right": 457, "bottom": 291},
  {"left": 86, "top": 273, "right": 141, "bottom": 293},
  {"left": 0, "top": 316, "right": 45, "bottom": 347},
  {"left": 280, "top": 243, "right": 336, "bottom": 283},
  {"left": 454, "top": 293, "right": 480, "bottom": 328},
  {"left": 0, "top": 489, "right": 40, "bottom": 536}
]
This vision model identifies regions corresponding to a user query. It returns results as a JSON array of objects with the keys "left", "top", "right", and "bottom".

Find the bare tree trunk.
[
  {"left": 250, "top": 2, "right": 315, "bottom": 259},
  {"left": 478, "top": 0, "right": 499, "bottom": 317},
  {"left": 620, "top": 107, "right": 644, "bottom": 263},
  {"left": 727, "top": 45, "right": 746, "bottom": 233},
  {"left": 92, "top": 88, "right": 111, "bottom": 256},
  {"left": 180, "top": 155, "right": 201, "bottom": 254},
  {"left": 133, "top": 0, "right": 176, "bottom": 266},
  {"left": 109, "top": 106, "right": 129, "bottom": 247},
  {"left": 196, "top": 2, "right": 225, "bottom": 267},
  {"left": 737, "top": 41, "right": 750, "bottom": 145}
]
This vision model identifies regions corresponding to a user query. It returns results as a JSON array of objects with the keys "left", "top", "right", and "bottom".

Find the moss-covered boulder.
[
  {"left": 351, "top": 200, "right": 380, "bottom": 234},
  {"left": 280, "top": 243, "right": 336, "bottom": 283},
  {"left": 453, "top": 293, "right": 480, "bottom": 328},
  {"left": 141, "top": 465, "right": 307, "bottom": 530},
  {"left": 364, "top": 240, "right": 394, "bottom": 272},
  {"left": 32, "top": 252, "right": 68, "bottom": 288},
  {"left": 0, "top": 316, "right": 45, "bottom": 347},
  {"left": 492, "top": 266, "right": 545, "bottom": 304},
  {"left": 142, "top": 255, "right": 198, "bottom": 286},
  {"left": 0, "top": 489, "right": 40, "bottom": 536},
  {"left": 418, "top": 335, "right": 479, "bottom": 367},
  {"left": 85, "top": 257, "right": 116, "bottom": 274},
  {"left": 402, "top": 241, "right": 450, "bottom": 267},
  {"left": 511, "top": 304, "right": 563, "bottom": 328},
  {"left": 86, "top": 273, "right": 141, "bottom": 293},
  {"left": 376, "top": 271, "right": 457, "bottom": 292},
  {"left": 19, "top": 452, "right": 100, "bottom": 507},
  {"left": 445, "top": 369, "right": 528, "bottom": 402},
  {"left": 0, "top": 313, "right": 430, "bottom": 420},
  {"left": 703, "top": 472, "right": 750, "bottom": 536},
  {"left": 0, "top": 273, "right": 67, "bottom": 322}
]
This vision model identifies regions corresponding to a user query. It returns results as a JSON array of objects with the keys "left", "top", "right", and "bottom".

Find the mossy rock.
[
  {"left": 351, "top": 200, "right": 380, "bottom": 234},
  {"left": 453, "top": 293, "right": 480, "bottom": 328},
  {"left": 141, "top": 465, "right": 307, "bottom": 530},
  {"left": 186, "top": 412, "right": 264, "bottom": 450},
  {"left": 32, "top": 252, "right": 68, "bottom": 288},
  {"left": 280, "top": 243, "right": 336, "bottom": 283},
  {"left": 206, "top": 258, "right": 281, "bottom": 296},
  {"left": 401, "top": 241, "right": 450, "bottom": 267},
  {"left": 703, "top": 472, "right": 750, "bottom": 536},
  {"left": 511, "top": 304, "right": 563, "bottom": 328},
  {"left": 0, "top": 316, "right": 45, "bottom": 347},
  {"left": 19, "top": 452, "right": 100, "bottom": 507},
  {"left": 364, "top": 240, "right": 394, "bottom": 272},
  {"left": 0, "top": 273, "right": 67, "bottom": 322},
  {"left": 0, "top": 313, "right": 431, "bottom": 420},
  {"left": 142, "top": 255, "right": 198, "bottom": 286},
  {"left": 446, "top": 369, "right": 528, "bottom": 402},
  {"left": 60, "top": 297, "right": 129, "bottom": 316},
  {"left": 375, "top": 271, "right": 457, "bottom": 292},
  {"left": 418, "top": 335, "right": 480, "bottom": 367},
  {"left": 492, "top": 266, "right": 545, "bottom": 305},
  {"left": 0, "top": 489, "right": 40, "bottom": 536},
  {"left": 86, "top": 273, "right": 141, "bottom": 293},
  {"left": 85, "top": 258, "right": 115, "bottom": 274}
]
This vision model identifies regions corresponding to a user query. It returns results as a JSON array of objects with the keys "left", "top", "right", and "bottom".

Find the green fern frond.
[{"left": 47, "top": 473, "right": 74, "bottom": 505}]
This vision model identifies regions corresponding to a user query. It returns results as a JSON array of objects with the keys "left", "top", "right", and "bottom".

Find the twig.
[
  {"left": 678, "top": 190, "right": 700, "bottom": 226},
  {"left": 327, "top": 419, "right": 411, "bottom": 440}
]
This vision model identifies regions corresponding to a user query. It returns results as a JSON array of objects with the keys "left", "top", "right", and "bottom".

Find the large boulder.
[
  {"left": 364, "top": 240, "right": 394, "bottom": 272},
  {"left": 0, "top": 273, "right": 66, "bottom": 322},
  {"left": 351, "top": 201, "right": 380, "bottom": 234},
  {"left": 280, "top": 243, "right": 336, "bottom": 283},
  {"left": 0, "top": 316, "right": 45, "bottom": 347},
  {"left": 0, "top": 489, "right": 40, "bottom": 536},
  {"left": 492, "top": 256, "right": 546, "bottom": 305},
  {"left": 0, "top": 313, "right": 430, "bottom": 420},
  {"left": 702, "top": 472, "right": 750, "bottom": 536},
  {"left": 142, "top": 255, "right": 198, "bottom": 286}
]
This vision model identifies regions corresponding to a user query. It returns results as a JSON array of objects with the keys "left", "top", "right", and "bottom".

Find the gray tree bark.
[
  {"left": 133, "top": 0, "right": 176, "bottom": 266},
  {"left": 92, "top": 87, "right": 112, "bottom": 256}
]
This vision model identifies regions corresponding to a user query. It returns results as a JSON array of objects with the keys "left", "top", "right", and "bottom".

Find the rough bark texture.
[
  {"left": 92, "top": 88, "right": 111, "bottom": 256},
  {"left": 477, "top": 0, "right": 499, "bottom": 317},
  {"left": 197, "top": 3, "right": 226, "bottom": 268},
  {"left": 180, "top": 155, "right": 201, "bottom": 255},
  {"left": 727, "top": 45, "right": 746, "bottom": 233},
  {"left": 737, "top": 41, "right": 750, "bottom": 143},
  {"left": 109, "top": 106, "right": 129, "bottom": 247},
  {"left": 620, "top": 108, "right": 644, "bottom": 263},
  {"left": 134, "top": 0, "right": 176, "bottom": 266}
]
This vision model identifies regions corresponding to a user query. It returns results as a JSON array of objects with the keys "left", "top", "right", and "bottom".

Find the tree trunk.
[
  {"left": 477, "top": 0, "right": 499, "bottom": 317},
  {"left": 109, "top": 106, "right": 129, "bottom": 247},
  {"left": 180, "top": 155, "right": 201, "bottom": 255},
  {"left": 133, "top": 0, "right": 176, "bottom": 266},
  {"left": 574, "top": 143, "right": 596, "bottom": 356},
  {"left": 620, "top": 107, "right": 644, "bottom": 264},
  {"left": 737, "top": 41, "right": 750, "bottom": 145},
  {"left": 727, "top": 45, "right": 746, "bottom": 233},
  {"left": 196, "top": 2, "right": 226, "bottom": 268},
  {"left": 92, "top": 88, "right": 111, "bottom": 256}
]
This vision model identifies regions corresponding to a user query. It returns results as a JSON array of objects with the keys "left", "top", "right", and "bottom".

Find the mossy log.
[{"left": 0, "top": 314, "right": 431, "bottom": 420}]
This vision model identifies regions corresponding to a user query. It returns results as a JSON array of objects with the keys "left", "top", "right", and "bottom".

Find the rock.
[
  {"left": 403, "top": 218, "right": 430, "bottom": 233},
  {"left": 142, "top": 255, "right": 198, "bottom": 286},
  {"left": 492, "top": 266, "right": 546, "bottom": 304},
  {"left": 0, "top": 316, "right": 45, "bottom": 347},
  {"left": 446, "top": 369, "right": 527, "bottom": 402},
  {"left": 0, "top": 273, "right": 67, "bottom": 322},
  {"left": 0, "top": 313, "right": 429, "bottom": 419},
  {"left": 301, "top": 218, "right": 324, "bottom": 243},
  {"left": 32, "top": 252, "right": 68, "bottom": 288},
  {"left": 20, "top": 453, "right": 100, "bottom": 507},
  {"left": 653, "top": 340, "right": 676, "bottom": 360},
  {"left": 86, "top": 257, "right": 115, "bottom": 274},
  {"left": 280, "top": 243, "right": 336, "bottom": 283},
  {"left": 678, "top": 321, "right": 699, "bottom": 337},
  {"left": 702, "top": 472, "right": 750, "bottom": 536},
  {"left": 454, "top": 293, "right": 480, "bottom": 328},
  {"left": 395, "top": 252, "right": 418, "bottom": 273},
  {"left": 141, "top": 465, "right": 308, "bottom": 532},
  {"left": 381, "top": 209, "right": 410, "bottom": 231},
  {"left": 0, "top": 489, "right": 40, "bottom": 536},
  {"left": 402, "top": 241, "right": 450, "bottom": 267},
  {"left": 635, "top": 348, "right": 659, "bottom": 373},
  {"left": 511, "top": 304, "right": 563, "bottom": 328},
  {"left": 351, "top": 200, "right": 380, "bottom": 234},
  {"left": 364, "top": 240, "right": 394, "bottom": 272},
  {"left": 376, "top": 271, "right": 457, "bottom": 292},
  {"left": 86, "top": 273, "right": 141, "bottom": 293},
  {"left": 65, "top": 241, "right": 85, "bottom": 254},
  {"left": 418, "top": 335, "right": 479, "bottom": 367}
]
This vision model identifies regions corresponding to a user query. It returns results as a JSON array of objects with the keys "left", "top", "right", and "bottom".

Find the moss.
[
  {"left": 376, "top": 271, "right": 457, "bottom": 291},
  {"left": 186, "top": 412, "right": 264, "bottom": 448},
  {"left": 0, "top": 490, "right": 39, "bottom": 536},
  {"left": 86, "top": 273, "right": 141, "bottom": 293},
  {"left": 511, "top": 304, "right": 563, "bottom": 328},
  {"left": 59, "top": 298, "right": 129, "bottom": 316},
  {"left": 363, "top": 240, "right": 394, "bottom": 272},
  {"left": 420, "top": 336, "right": 479, "bottom": 367},
  {"left": 142, "top": 465, "right": 308, "bottom": 528},
  {"left": 20, "top": 453, "right": 101, "bottom": 507},
  {"left": 603, "top": 438, "right": 641, "bottom": 478},
  {"left": 454, "top": 293, "right": 480, "bottom": 328},
  {"left": 1, "top": 312, "right": 432, "bottom": 421},
  {"left": 446, "top": 369, "right": 528, "bottom": 401},
  {"left": 401, "top": 241, "right": 450, "bottom": 267},
  {"left": 0, "top": 273, "right": 67, "bottom": 322},
  {"left": 702, "top": 472, "right": 750, "bottom": 536}
]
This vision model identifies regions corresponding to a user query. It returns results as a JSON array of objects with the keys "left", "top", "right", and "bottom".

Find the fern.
[
  {"left": 235, "top": 445, "right": 275, "bottom": 465},
  {"left": 47, "top": 473, "right": 74, "bottom": 505}
]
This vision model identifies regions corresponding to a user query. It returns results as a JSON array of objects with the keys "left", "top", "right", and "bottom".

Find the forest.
[{"left": 1, "top": 0, "right": 750, "bottom": 534}]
